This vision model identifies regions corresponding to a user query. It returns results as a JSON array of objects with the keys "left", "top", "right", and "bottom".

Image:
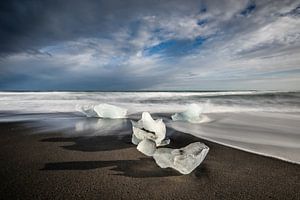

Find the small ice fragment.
[
  {"left": 131, "top": 112, "right": 167, "bottom": 146},
  {"left": 137, "top": 139, "right": 156, "bottom": 156},
  {"left": 76, "top": 104, "right": 98, "bottom": 117},
  {"left": 94, "top": 104, "right": 127, "bottom": 119},
  {"left": 171, "top": 104, "right": 205, "bottom": 123},
  {"left": 157, "top": 138, "right": 170, "bottom": 147},
  {"left": 132, "top": 125, "right": 156, "bottom": 142},
  {"left": 153, "top": 142, "right": 209, "bottom": 174}
]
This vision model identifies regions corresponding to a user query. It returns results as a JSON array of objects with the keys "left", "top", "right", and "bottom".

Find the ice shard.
[
  {"left": 76, "top": 104, "right": 98, "bottom": 117},
  {"left": 157, "top": 138, "right": 170, "bottom": 147},
  {"left": 137, "top": 139, "right": 156, "bottom": 156},
  {"left": 131, "top": 124, "right": 156, "bottom": 144},
  {"left": 93, "top": 104, "right": 127, "bottom": 119},
  {"left": 153, "top": 142, "right": 209, "bottom": 174},
  {"left": 131, "top": 112, "right": 168, "bottom": 146},
  {"left": 171, "top": 104, "right": 205, "bottom": 123}
]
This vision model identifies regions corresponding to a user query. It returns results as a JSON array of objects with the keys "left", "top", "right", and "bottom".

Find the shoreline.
[
  {"left": 1, "top": 121, "right": 299, "bottom": 199},
  {"left": 1, "top": 111, "right": 300, "bottom": 165},
  {"left": 172, "top": 130, "right": 300, "bottom": 165}
]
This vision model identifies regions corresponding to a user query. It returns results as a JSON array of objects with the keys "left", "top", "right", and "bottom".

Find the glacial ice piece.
[
  {"left": 131, "top": 133, "right": 142, "bottom": 145},
  {"left": 93, "top": 104, "right": 127, "bottom": 119},
  {"left": 153, "top": 142, "right": 209, "bottom": 174},
  {"left": 131, "top": 124, "right": 156, "bottom": 144},
  {"left": 76, "top": 104, "right": 98, "bottom": 117},
  {"left": 157, "top": 138, "right": 170, "bottom": 147},
  {"left": 131, "top": 112, "right": 168, "bottom": 146},
  {"left": 137, "top": 139, "right": 156, "bottom": 156},
  {"left": 171, "top": 104, "right": 205, "bottom": 123}
]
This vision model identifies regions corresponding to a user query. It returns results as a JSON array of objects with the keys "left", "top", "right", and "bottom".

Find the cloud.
[{"left": 0, "top": 0, "right": 300, "bottom": 90}]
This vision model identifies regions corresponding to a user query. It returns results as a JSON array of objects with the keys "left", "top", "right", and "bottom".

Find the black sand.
[{"left": 0, "top": 121, "right": 299, "bottom": 200}]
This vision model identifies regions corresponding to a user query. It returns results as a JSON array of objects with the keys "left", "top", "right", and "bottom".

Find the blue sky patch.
[
  {"left": 144, "top": 37, "right": 206, "bottom": 57},
  {"left": 197, "top": 19, "right": 208, "bottom": 26},
  {"left": 240, "top": 2, "right": 256, "bottom": 16}
]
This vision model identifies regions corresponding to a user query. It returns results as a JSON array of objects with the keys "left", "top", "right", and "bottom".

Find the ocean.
[{"left": 0, "top": 91, "right": 299, "bottom": 164}]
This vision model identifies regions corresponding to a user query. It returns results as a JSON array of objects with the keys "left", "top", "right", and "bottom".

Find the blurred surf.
[{"left": 0, "top": 91, "right": 299, "bottom": 164}]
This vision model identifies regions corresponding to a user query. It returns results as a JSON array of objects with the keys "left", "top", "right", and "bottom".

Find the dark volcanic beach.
[{"left": 1, "top": 120, "right": 299, "bottom": 200}]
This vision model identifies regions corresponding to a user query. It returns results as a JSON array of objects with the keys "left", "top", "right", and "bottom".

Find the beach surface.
[{"left": 1, "top": 120, "right": 299, "bottom": 200}]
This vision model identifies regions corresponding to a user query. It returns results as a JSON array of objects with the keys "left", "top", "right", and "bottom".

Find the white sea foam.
[
  {"left": 166, "top": 112, "right": 300, "bottom": 164},
  {"left": 0, "top": 91, "right": 299, "bottom": 164},
  {"left": 1, "top": 91, "right": 300, "bottom": 114}
]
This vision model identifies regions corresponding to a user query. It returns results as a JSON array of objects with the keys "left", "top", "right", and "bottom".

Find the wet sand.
[{"left": 0, "top": 121, "right": 300, "bottom": 200}]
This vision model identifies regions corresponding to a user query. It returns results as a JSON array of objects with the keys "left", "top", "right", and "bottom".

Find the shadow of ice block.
[{"left": 153, "top": 142, "right": 209, "bottom": 174}]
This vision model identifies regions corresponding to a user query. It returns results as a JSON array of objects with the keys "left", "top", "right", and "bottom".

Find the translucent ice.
[
  {"left": 76, "top": 104, "right": 98, "bottom": 117},
  {"left": 130, "top": 112, "right": 209, "bottom": 173},
  {"left": 131, "top": 112, "right": 167, "bottom": 146},
  {"left": 157, "top": 138, "right": 170, "bottom": 147},
  {"left": 131, "top": 124, "right": 156, "bottom": 144},
  {"left": 93, "top": 104, "right": 127, "bottom": 119},
  {"left": 153, "top": 142, "right": 209, "bottom": 174},
  {"left": 131, "top": 132, "right": 142, "bottom": 145},
  {"left": 137, "top": 139, "right": 156, "bottom": 156},
  {"left": 171, "top": 104, "right": 206, "bottom": 123}
]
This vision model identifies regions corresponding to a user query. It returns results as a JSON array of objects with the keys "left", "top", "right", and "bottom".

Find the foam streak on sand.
[
  {"left": 0, "top": 91, "right": 300, "bottom": 164},
  {"left": 167, "top": 112, "right": 300, "bottom": 164}
]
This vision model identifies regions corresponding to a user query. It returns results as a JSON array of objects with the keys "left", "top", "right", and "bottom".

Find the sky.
[{"left": 0, "top": 0, "right": 300, "bottom": 91}]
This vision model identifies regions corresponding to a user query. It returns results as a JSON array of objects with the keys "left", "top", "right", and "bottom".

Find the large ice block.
[
  {"left": 93, "top": 104, "right": 127, "bottom": 119},
  {"left": 171, "top": 104, "right": 205, "bottom": 123},
  {"left": 76, "top": 104, "right": 98, "bottom": 117},
  {"left": 131, "top": 112, "right": 168, "bottom": 146},
  {"left": 153, "top": 142, "right": 209, "bottom": 174}
]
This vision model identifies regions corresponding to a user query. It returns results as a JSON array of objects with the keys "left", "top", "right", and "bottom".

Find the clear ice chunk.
[
  {"left": 171, "top": 104, "right": 206, "bottom": 123},
  {"left": 137, "top": 139, "right": 156, "bottom": 156},
  {"left": 76, "top": 104, "right": 98, "bottom": 117},
  {"left": 152, "top": 148, "right": 174, "bottom": 168},
  {"left": 131, "top": 112, "right": 167, "bottom": 146},
  {"left": 157, "top": 138, "right": 170, "bottom": 147},
  {"left": 130, "top": 112, "right": 209, "bottom": 173},
  {"left": 131, "top": 133, "right": 142, "bottom": 145},
  {"left": 93, "top": 104, "right": 127, "bottom": 119},
  {"left": 153, "top": 142, "right": 209, "bottom": 174},
  {"left": 131, "top": 125, "right": 156, "bottom": 142}
]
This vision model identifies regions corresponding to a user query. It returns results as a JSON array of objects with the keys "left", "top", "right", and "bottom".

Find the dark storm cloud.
[
  {"left": 0, "top": 0, "right": 300, "bottom": 90},
  {"left": 0, "top": 0, "right": 202, "bottom": 55}
]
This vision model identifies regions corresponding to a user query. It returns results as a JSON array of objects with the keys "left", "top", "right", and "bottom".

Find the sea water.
[{"left": 0, "top": 91, "right": 299, "bottom": 164}]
